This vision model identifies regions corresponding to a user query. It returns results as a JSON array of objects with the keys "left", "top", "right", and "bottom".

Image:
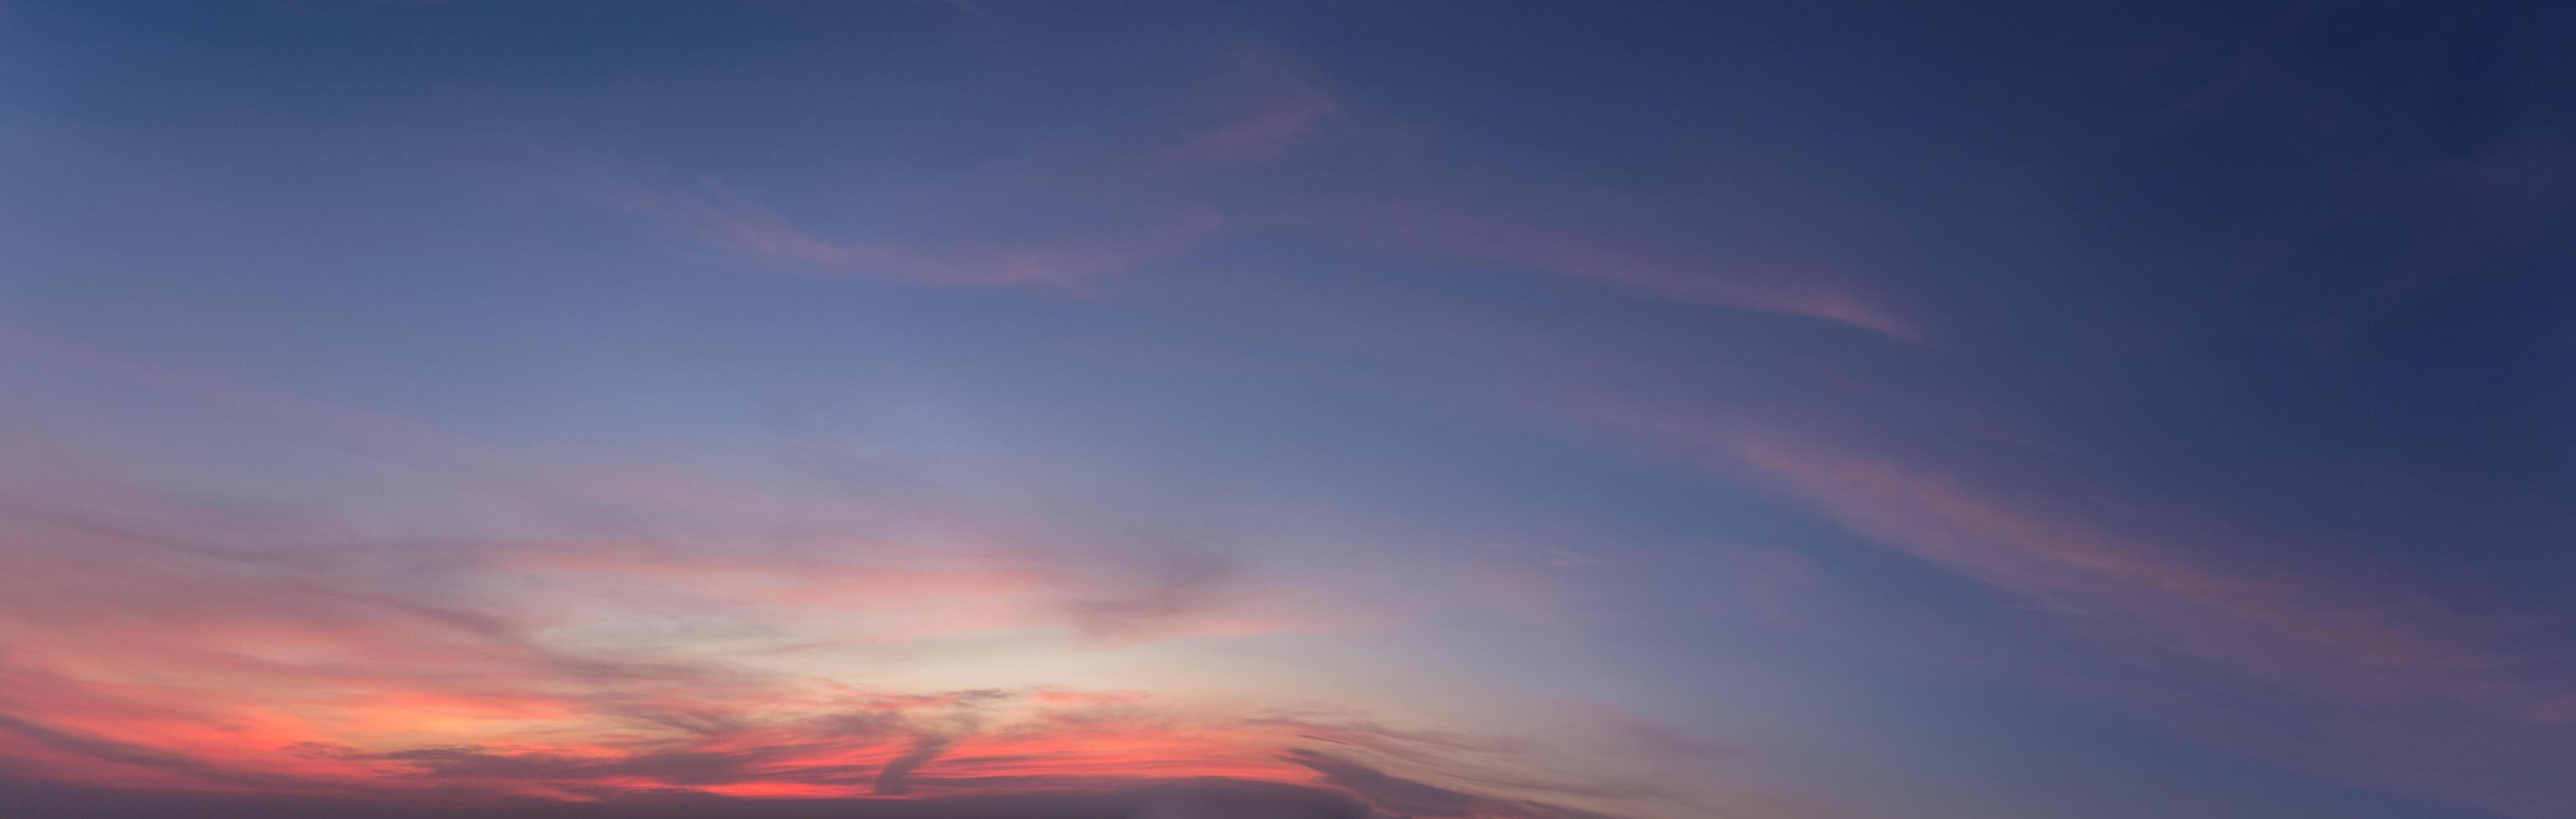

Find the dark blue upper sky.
[{"left": 3, "top": 3, "right": 2573, "bottom": 818}]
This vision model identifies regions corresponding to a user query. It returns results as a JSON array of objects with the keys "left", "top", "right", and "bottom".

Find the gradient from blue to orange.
[{"left": 3, "top": 3, "right": 2573, "bottom": 818}]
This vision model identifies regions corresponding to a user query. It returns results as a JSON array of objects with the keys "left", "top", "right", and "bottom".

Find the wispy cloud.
[
  {"left": 1285, "top": 749, "right": 1616, "bottom": 819},
  {"left": 595, "top": 174, "right": 1223, "bottom": 288},
  {"left": 1347, "top": 202, "right": 1925, "bottom": 343},
  {"left": 1578, "top": 394, "right": 2576, "bottom": 816},
  {"left": 1599, "top": 397, "right": 2569, "bottom": 704},
  {"left": 1163, "top": 53, "right": 1339, "bottom": 167}
]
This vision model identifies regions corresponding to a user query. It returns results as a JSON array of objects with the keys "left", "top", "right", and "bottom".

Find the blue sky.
[{"left": 3, "top": 3, "right": 2573, "bottom": 818}]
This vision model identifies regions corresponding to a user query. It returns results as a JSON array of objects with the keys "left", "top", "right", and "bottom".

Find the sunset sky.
[{"left": 4, "top": 3, "right": 2574, "bottom": 818}]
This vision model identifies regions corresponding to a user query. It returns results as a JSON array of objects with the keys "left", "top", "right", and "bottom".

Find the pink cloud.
[
  {"left": 1726, "top": 436, "right": 2518, "bottom": 684},
  {"left": 1350, "top": 203, "right": 1925, "bottom": 343},
  {"left": 1574, "top": 395, "right": 2576, "bottom": 816},
  {"left": 0, "top": 329, "right": 1785, "bottom": 818},
  {"left": 605, "top": 176, "right": 1225, "bottom": 288},
  {"left": 0, "top": 473, "right": 1759, "bottom": 816},
  {"left": 1163, "top": 65, "right": 1339, "bottom": 166},
  {"left": 1599, "top": 398, "right": 2556, "bottom": 699},
  {"left": 0, "top": 508, "right": 1336, "bottom": 802}
]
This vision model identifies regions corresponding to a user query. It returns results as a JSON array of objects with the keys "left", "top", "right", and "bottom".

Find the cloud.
[
  {"left": 542, "top": 53, "right": 1338, "bottom": 290},
  {"left": 0, "top": 710, "right": 298, "bottom": 791},
  {"left": 1726, "top": 435, "right": 2545, "bottom": 696},
  {"left": 1240, "top": 710, "right": 1779, "bottom": 819},
  {"left": 0, "top": 329, "right": 1335, "bottom": 649},
  {"left": 0, "top": 475, "right": 1663, "bottom": 812},
  {"left": 869, "top": 735, "right": 950, "bottom": 796},
  {"left": 1284, "top": 750, "right": 1616, "bottom": 819},
  {"left": 0, "top": 485, "right": 1334, "bottom": 793},
  {"left": 1164, "top": 53, "right": 1339, "bottom": 167},
  {"left": 599, "top": 174, "right": 1224, "bottom": 288},
  {"left": 1028, "top": 688, "right": 1151, "bottom": 706},
  {"left": 1345, "top": 203, "right": 1924, "bottom": 343},
  {"left": 1576, "top": 391, "right": 2545, "bottom": 691},
  {"left": 1580, "top": 395, "right": 2576, "bottom": 817},
  {"left": 1055, "top": 548, "right": 1245, "bottom": 641},
  {"left": 0, "top": 310, "right": 1708, "bottom": 819},
  {"left": 0, "top": 774, "right": 1380, "bottom": 819}
]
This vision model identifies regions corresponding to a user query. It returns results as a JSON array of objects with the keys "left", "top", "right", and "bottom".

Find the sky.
[{"left": 2, "top": 2, "right": 2573, "bottom": 817}]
